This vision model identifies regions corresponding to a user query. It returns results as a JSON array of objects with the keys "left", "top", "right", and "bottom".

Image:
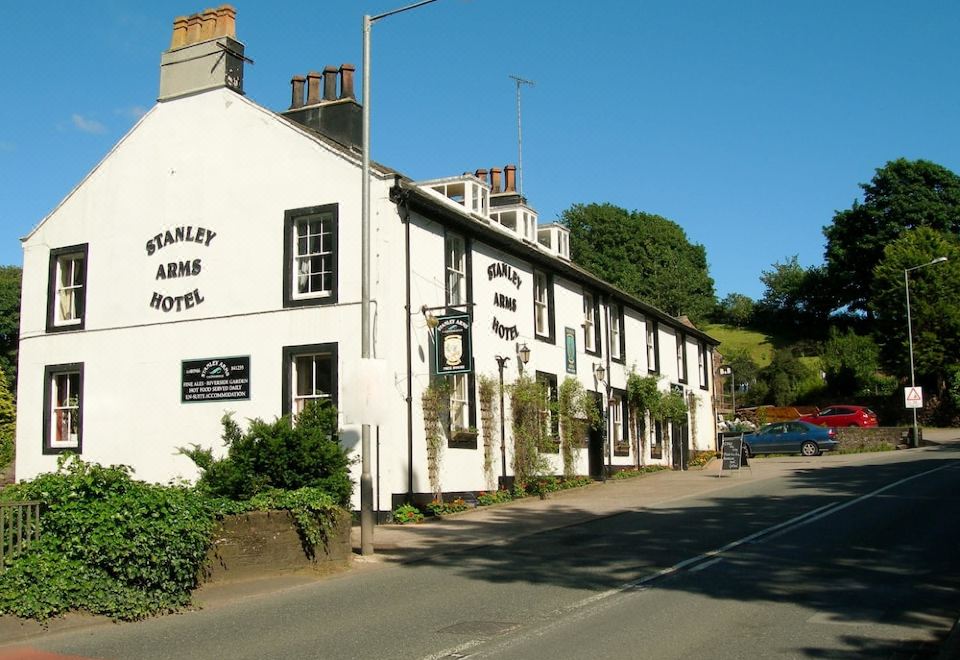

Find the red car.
[{"left": 798, "top": 405, "right": 879, "bottom": 428}]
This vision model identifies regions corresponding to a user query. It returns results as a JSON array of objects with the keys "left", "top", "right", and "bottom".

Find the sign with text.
[
  {"left": 904, "top": 386, "right": 923, "bottom": 409},
  {"left": 434, "top": 312, "right": 473, "bottom": 375},
  {"left": 719, "top": 436, "right": 747, "bottom": 476},
  {"left": 565, "top": 327, "right": 577, "bottom": 374},
  {"left": 181, "top": 356, "right": 250, "bottom": 403}
]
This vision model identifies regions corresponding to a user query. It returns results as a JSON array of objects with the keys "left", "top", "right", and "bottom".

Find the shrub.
[
  {"left": 425, "top": 498, "right": 469, "bottom": 516},
  {"left": 182, "top": 400, "right": 353, "bottom": 506},
  {"left": 0, "top": 368, "right": 14, "bottom": 470},
  {"left": 476, "top": 489, "right": 513, "bottom": 506},
  {"left": 611, "top": 465, "right": 669, "bottom": 480},
  {"left": 0, "top": 456, "right": 216, "bottom": 620}
]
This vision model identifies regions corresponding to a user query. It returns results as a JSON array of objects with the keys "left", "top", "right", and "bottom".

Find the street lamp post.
[
  {"left": 904, "top": 256, "right": 948, "bottom": 448},
  {"left": 495, "top": 355, "right": 510, "bottom": 485},
  {"left": 361, "top": 0, "right": 439, "bottom": 556},
  {"left": 594, "top": 363, "right": 608, "bottom": 481}
]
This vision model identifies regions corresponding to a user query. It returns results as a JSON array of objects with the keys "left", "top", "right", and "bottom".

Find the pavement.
[{"left": 3, "top": 428, "right": 960, "bottom": 653}]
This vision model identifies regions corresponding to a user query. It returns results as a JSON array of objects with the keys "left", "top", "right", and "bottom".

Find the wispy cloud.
[
  {"left": 71, "top": 114, "right": 107, "bottom": 134},
  {"left": 115, "top": 105, "right": 148, "bottom": 120}
]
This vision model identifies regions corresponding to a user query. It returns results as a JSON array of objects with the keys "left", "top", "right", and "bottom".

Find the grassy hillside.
[{"left": 701, "top": 323, "right": 776, "bottom": 367}]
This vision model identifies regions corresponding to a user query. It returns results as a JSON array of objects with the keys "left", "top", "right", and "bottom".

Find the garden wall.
[
  {"left": 204, "top": 509, "right": 352, "bottom": 583},
  {"left": 835, "top": 426, "right": 909, "bottom": 452}
]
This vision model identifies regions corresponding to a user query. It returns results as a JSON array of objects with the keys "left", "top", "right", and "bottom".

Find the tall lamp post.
[
  {"left": 904, "top": 256, "right": 948, "bottom": 448},
  {"left": 361, "top": 0, "right": 439, "bottom": 556},
  {"left": 594, "top": 363, "right": 608, "bottom": 481}
]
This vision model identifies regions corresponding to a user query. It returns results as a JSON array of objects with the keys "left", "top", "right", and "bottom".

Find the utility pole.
[{"left": 509, "top": 75, "right": 534, "bottom": 196}]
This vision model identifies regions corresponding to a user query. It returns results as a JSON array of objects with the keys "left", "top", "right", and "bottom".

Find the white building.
[{"left": 16, "top": 6, "right": 719, "bottom": 514}]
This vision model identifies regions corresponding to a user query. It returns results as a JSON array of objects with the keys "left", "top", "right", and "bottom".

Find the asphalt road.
[{"left": 7, "top": 447, "right": 960, "bottom": 659}]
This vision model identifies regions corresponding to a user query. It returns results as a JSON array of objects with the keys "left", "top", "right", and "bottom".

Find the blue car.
[{"left": 742, "top": 421, "right": 839, "bottom": 457}]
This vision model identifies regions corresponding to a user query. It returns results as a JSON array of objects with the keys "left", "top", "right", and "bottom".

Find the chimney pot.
[
  {"left": 474, "top": 168, "right": 488, "bottom": 184},
  {"left": 186, "top": 14, "right": 202, "bottom": 45},
  {"left": 290, "top": 75, "right": 306, "bottom": 109},
  {"left": 200, "top": 8, "right": 217, "bottom": 40},
  {"left": 323, "top": 65, "right": 338, "bottom": 101},
  {"left": 306, "top": 71, "right": 322, "bottom": 105},
  {"left": 339, "top": 64, "right": 356, "bottom": 99},
  {"left": 214, "top": 4, "right": 237, "bottom": 38},
  {"left": 490, "top": 167, "right": 502, "bottom": 193},
  {"left": 504, "top": 165, "right": 517, "bottom": 193},
  {"left": 170, "top": 16, "right": 189, "bottom": 48}
]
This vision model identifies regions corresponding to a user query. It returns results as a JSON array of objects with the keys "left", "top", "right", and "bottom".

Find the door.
[{"left": 670, "top": 422, "right": 688, "bottom": 470}]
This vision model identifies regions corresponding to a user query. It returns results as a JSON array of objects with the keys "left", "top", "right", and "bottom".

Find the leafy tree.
[
  {"left": 824, "top": 159, "right": 960, "bottom": 314},
  {"left": 0, "top": 368, "right": 14, "bottom": 469},
  {"left": 560, "top": 203, "right": 716, "bottom": 323},
  {"left": 759, "top": 349, "right": 820, "bottom": 406},
  {"left": 0, "top": 266, "right": 21, "bottom": 386},
  {"left": 626, "top": 372, "right": 661, "bottom": 465},
  {"left": 756, "top": 257, "right": 832, "bottom": 329},
  {"left": 820, "top": 327, "right": 883, "bottom": 396},
  {"left": 715, "top": 293, "right": 755, "bottom": 327},
  {"left": 870, "top": 227, "right": 960, "bottom": 391}
]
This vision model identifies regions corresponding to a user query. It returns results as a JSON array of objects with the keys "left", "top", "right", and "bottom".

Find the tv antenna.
[{"left": 509, "top": 74, "right": 535, "bottom": 195}]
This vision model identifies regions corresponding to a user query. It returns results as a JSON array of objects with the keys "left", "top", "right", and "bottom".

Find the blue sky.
[{"left": 2, "top": 1, "right": 959, "bottom": 300}]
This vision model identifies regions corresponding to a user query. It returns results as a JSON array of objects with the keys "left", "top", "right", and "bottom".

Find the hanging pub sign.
[
  {"left": 181, "top": 355, "right": 250, "bottom": 403},
  {"left": 434, "top": 312, "right": 473, "bottom": 375}
]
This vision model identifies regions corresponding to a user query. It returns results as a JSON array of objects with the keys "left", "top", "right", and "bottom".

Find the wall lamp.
[
  {"left": 516, "top": 342, "right": 531, "bottom": 366},
  {"left": 594, "top": 363, "right": 606, "bottom": 383}
]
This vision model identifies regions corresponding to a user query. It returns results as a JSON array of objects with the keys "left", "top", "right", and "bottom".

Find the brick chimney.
[
  {"left": 159, "top": 4, "right": 245, "bottom": 101},
  {"left": 282, "top": 63, "right": 363, "bottom": 149}
]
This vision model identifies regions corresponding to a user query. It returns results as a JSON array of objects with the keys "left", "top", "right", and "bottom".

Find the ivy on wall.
[{"left": 477, "top": 374, "right": 498, "bottom": 490}]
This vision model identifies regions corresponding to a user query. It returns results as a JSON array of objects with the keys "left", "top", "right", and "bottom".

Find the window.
[
  {"left": 445, "top": 232, "right": 466, "bottom": 306},
  {"left": 698, "top": 342, "right": 709, "bottom": 390},
  {"left": 583, "top": 292, "right": 597, "bottom": 354},
  {"left": 43, "top": 363, "right": 83, "bottom": 454},
  {"left": 533, "top": 269, "right": 555, "bottom": 342},
  {"left": 650, "top": 420, "right": 663, "bottom": 459},
  {"left": 282, "top": 343, "right": 338, "bottom": 417},
  {"left": 676, "top": 332, "right": 687, "bottom": 383},
  {"left": 611, "top": 389, "right": 630, "bottom": 456},
  {"left": 47, "top": 244, "right": 88, "bottom": 332},
  {"left": 449, "top": 373, "right": 469, "bottom": 431},
  {"left": 283, "top": 204, "right": 338, "bottom": 307},
  {"left": 646, "top": 320, "right": 659, "bottom": 373},
  {"left": 536, "top": 371, "right": 559, "bottom": 451},
  {"left": 610, "top": 303, "right": 625, "bottom": 362}
]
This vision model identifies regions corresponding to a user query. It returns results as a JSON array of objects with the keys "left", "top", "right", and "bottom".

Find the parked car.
[
  {"left": 798, "top": 405, "right": 878, "bottom": 428},
  {"left": 742, "top": 421, "right": 839, "bottom": 457}
]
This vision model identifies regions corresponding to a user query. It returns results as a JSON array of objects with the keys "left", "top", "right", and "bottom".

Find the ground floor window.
[
  {"left": 43, "top": 363, "right": 83, "bottom": 454},
  {"left": 449, "top": 373, "right": 469, "bottom": 431},
  {"left": 611, "top": 388, "right": 630, "bottom": 456},
  {"left": 650, "top": 420, "right": 663, "bottom": 459},
  {"left": 282, "top": 343, "right": 338, "bottom": 417}
]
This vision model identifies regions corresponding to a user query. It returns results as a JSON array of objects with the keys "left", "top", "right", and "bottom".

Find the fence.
[{"left": 0, "top": 501, "right": 41, "bottom": 572}]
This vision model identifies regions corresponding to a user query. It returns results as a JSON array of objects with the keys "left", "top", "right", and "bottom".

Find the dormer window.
[{"left": 420, "top": 176, "right": 490, "bottom": 218}]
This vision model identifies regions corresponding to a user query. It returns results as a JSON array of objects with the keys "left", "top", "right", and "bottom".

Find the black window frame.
[
  {"left": 646, "top": 319, "right": 660, "bottom": 374},
  {"left": 46, "top": 243, "right": 89, "bottom": 333},
  {"left": 611, "top": 386, "right": 630, "bottom": 456},
  {"left": 446, "top": 371, "right": 478, "bottom": 449},
  {"left": 535, "top": 370, "right": 559, "bottom": 452},
  {"left": 281, "top": 342, "right": 339, "bottom": 417},
  {"left": 676, "top": 332, "right": 688, "bottom": 384},
  {"left": 443, "top": 229, "right": 471, "bottom": 309},
  {"left": 583, "top": 290, "right": 601, "bottom": 357},
  {"left": 698, "top": 341, "right": 710, "bottom": 391},
  {"left": 610, "top": 302, "right": 626, "bottom": 364},
  {"left": 532, "top": 269, "right": 556, "bottom": 345},
  {"left": 283, "top": 203, "right": 339, "bottom": 308},
  {"left": 42, "top": 362, "right": 84, "bottom": 455}
]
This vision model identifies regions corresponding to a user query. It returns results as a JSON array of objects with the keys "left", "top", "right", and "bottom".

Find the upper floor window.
[
  {"left": 47, "top": 244, "right": 88, "bottom": 332},
  {"left": 646, "top": 320, "right": 659, "bottom": 373},
  {"left": 282, "top": 343, "right": 338, "bottom": 417},
  {"left": 676, "top": 333, "right": 687, "bottom": 383},
  {"left": 284, "top": 204, "right": 338, "bottom": 307},
  {"left": 610, "top": 303, "right": 625, "bottom": 362},
  {"left": 698, "top": 342, "right": 709, "bottom": 390},
  {"left": 445, "top": 232, "right": 466, "bottom": 306},
  {"left": 583, "top": 292, "right": 597, "bottom": 353},
  {"left": 533, "top": 270, "right": 554, "bottom": 342},
  {"left": 43, "top": 363, "right": 83, "bottom": 454}
]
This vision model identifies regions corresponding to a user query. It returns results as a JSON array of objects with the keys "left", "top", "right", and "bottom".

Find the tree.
[
  {"left": 0, "top": 368, "right": 14, "bottom": 469},
  {"left": 715, "top": 293, "right": 754, "bottom": 327},
  {"left": 824, "top": 159, "right": 960, "bottom": 314},
  {"left": 560, "top": 203, "right": 716, "bottom": 323},
  {"left": 0, "top": 266, "right": 21, "bottom": 386},
  {"left": 820, "top": 327, "right": 885, "bottom": 397},
  {"left": 759, "top": 349, "right": 820, "bottom": 406},
  {"left": 870, "top": 227, "right": 960, "bottom": 392},
  {"left": 756, "top": 257, "right": 832, "bottom": 329}
]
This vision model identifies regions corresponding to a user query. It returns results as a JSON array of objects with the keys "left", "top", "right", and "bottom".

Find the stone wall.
[
  {"left": 204, "top": 509, "right": 352, "bottom": 583},
  {"left": 835, "top": 426, "right": 908, "bottom": 452}
]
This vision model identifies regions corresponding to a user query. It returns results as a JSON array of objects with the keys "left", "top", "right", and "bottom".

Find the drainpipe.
[
  {"left": 604, "top": 296, "right": 613, "bottom": 475},
  {"left": 393, "top": 179, "right": 415, "bottom": 502}
]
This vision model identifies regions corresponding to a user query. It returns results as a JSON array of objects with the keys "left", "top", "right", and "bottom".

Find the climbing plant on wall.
[
  {"left": 626, "top": 371, "right": 661, "bottom": 466},
  {"left": 477, "top": 374, "right": 497, "bottom": 490},
  {"left": 558, "top": 377, "right": 597, "bottom": 478},
  {"left": 508, "top": 374, "right": 550, "bottom": 489},
  {"left": 421, "top": 379, "right": 450, "bottom": 503}
]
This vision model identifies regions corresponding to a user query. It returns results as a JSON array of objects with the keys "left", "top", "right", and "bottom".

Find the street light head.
[
  {"left": 932, "top": 256, "right": 948, "bottom": 265},
  {"left": 517, "top": 342, "right": 531, "bottom": 365}
]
